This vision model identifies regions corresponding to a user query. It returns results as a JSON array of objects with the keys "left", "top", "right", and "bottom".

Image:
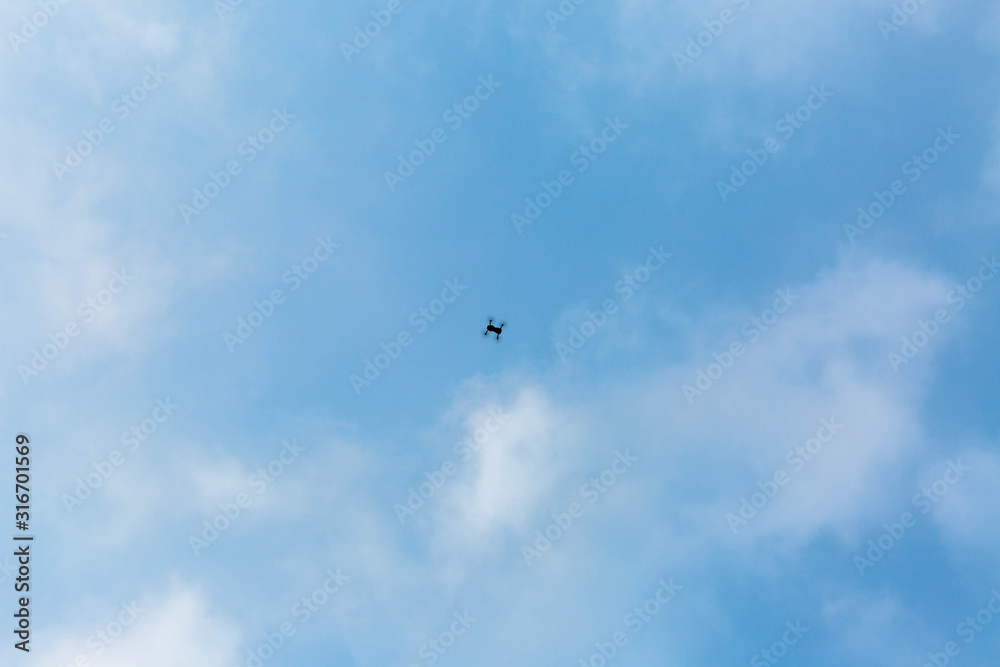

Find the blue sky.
[{"left": 2, "top": 0, "right": 1000, "bottom": 665}]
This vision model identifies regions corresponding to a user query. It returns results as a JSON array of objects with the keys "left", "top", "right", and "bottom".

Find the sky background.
[{"left": 2, "top": 0, "right": 1000, "bottom": 665}]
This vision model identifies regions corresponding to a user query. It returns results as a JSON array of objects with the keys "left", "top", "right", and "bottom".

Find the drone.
[{"left": 484, "top": 319, "right": 504, "bottom": 340}]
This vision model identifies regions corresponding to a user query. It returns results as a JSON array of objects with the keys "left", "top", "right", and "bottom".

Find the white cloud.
[
  {"left": 49, "top": 435, "right": 310, "bottom": 552},
  {"left": 603, "top": 259, "right": 945, "bottom": 542},
  {"left": 442, "top": 386, "right": 581, "bottom": 537},
  {"left": 0, "top": 0, "right": 249, "bottom": 384},
  {"left": 31, "top": 583, "right": 241, "bottom": 667}
]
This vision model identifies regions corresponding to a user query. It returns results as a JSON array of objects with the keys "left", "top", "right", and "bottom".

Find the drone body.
[{"left": 484, "top": 319, "right": 504, "bottom": 340}]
